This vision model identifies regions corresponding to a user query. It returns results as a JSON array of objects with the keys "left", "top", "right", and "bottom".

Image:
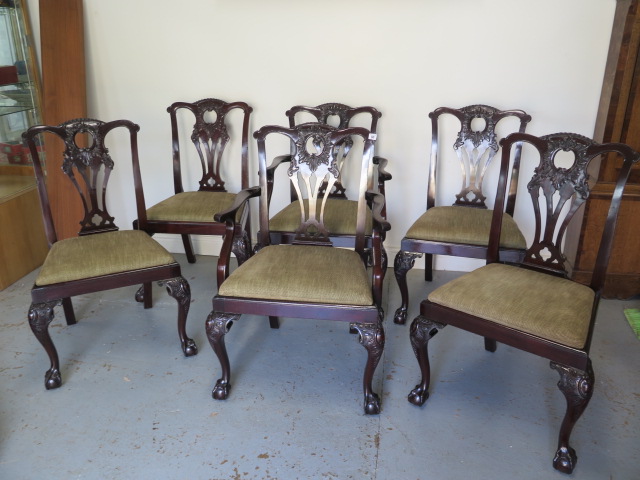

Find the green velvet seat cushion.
[
  {"left": 218, "top": 244, "right": 373, "bottom": 305},
  {"left": 428, "top": 262, "right": 595, "bottom": 349},
  {"left": 269, "top": 199, "right": 373, "bottom": 236},
  {"left": 146, "top": 191, "right": 242, "bottom": 223},
  {"left": 406, "top": 206, "right": 526, "bottom": 249},
  {"left": 35, "top": 230, "right": 176, "bottom": 286}
]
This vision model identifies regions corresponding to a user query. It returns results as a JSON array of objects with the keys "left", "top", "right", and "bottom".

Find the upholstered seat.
[
  {"left": 35, "top": 230, "right": 175, "bottom": 286},
  {"left": 406, "top": 206, "right": 526, "bottom": 249},
  {"left": 269, "top": 199, "right": 373, "bottom": 236},
  {"left": 428, "top": 262, "right": 594, "bottom": 348},
  {"left": 146, "top": 191, "right": 243, "bottom": 223},
  {"left": 219, "top": 244, "right": 373, "bottom": 305}
]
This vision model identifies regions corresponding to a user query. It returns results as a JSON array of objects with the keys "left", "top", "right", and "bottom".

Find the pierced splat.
[
  {"left": 523, "top": 134, "right": 594, "bottom": 274},
  {"left": 169, "top": 98, "right": 241, "bottom": 193},
  {"left": 59, "top": 119, "right": 119, "bottom": 235},
  {"left": 452, "top": 105, "right": 500, "bottom": 207},
  {"left": 286, "top": 103, "right": 381, "bottom": 199},
  {"left": 427, "top": 104, "right": 530, "bottom": 211},
  {"left": 287, "top": 123, "right": 343, "bottom": 245}
]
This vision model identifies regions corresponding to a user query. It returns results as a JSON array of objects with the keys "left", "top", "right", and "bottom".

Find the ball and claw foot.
[
  {"left": 212, "top": 379, "right": 230, "bottom": 400},
  {"left": 553, "top": 446, "right": 577, "bottom": 474},
  {"left": 364, "top": 392, "right": 381, "bottom": 415},
  {"left": 182, "top": 339, "right": 198, "bottom": 357},
  {"left": 134, "top": 285, "right": 145, "bottom": 303},
  {"left": 394, "top": 307, "right": 407, "bottom": 325},
  {"left": 45, "top": 368, "right": 62, "bottom": 390},
  {"left": 408, "top": 385, "right": 429, "bottom": 406}
]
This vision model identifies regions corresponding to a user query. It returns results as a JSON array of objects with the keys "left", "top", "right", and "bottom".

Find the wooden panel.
[
  {"left": 39, "top": 0, "right": 86, "bottom": 239},
  {"left": 572, "top": 0, "right": 640, "bottom": 299},
  {"left": 0, "top": 186, "right": 48, "bottom": 289}
]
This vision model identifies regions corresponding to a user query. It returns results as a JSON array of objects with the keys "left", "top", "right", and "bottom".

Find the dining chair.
[
  {"left": 393, "top": 104, "right": 531, "bottom": 325},
  {"left": 407, "top": 131, "right": 639, "bottom": 473},
  {"left": 263, "top": 103, "right": 391, "bottom": 266},
  {"left": 133, "top": 98, "right": 252, "bottom": 304},
  {"left": 206, "top": 121, "right": 390, "bottom": 414},
  {"left": 23, "top": 118, "right": 198, "bottom": 390}
]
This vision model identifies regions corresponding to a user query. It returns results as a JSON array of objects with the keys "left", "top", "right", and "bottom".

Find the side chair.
[
  {"left": 133, "top": 98, "right": 253, "bottom": 304},
  {"left": 393, "top": 104, "right": 531, "bottom": 325},
  {"left": 23, "top": 118, "right": 197, "bottom": 390},
  {"left": 407, "top": 132, "right": 639, "bottom": 473}
]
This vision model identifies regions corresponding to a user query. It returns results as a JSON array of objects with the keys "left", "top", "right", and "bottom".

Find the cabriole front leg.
[
  {"left": 393, "top": 251, "right": 422, "bottom": 324},
  {"left": 551, "top": 360, "right": 594, "bottom": 474},
  {"left": 408, "top": 315, "right": 445, "bottom": 406},
  {"left": 162, "top": 277, "right": 197, "bottom": 357},
  {"left": 28, "top": 301, "right": 62, "bottom": 389},
  {"left": 206, "top": 312, "right": 239, "bottom": 400},
  {"left": 350, "top": 322, "right": 385, "bottom": 415}
]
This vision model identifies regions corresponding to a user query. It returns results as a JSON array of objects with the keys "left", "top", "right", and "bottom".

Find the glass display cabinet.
[{"left": 0, "top": 0, "right": 48, "bottom": 290}]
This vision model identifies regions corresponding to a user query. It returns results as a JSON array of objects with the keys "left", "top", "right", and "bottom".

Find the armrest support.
[
  {"left": 216, "top": 186, "right": 261, "bottom": 288},
  {"left": 366, "top": 190, "right": 391, "bottom": 234}
]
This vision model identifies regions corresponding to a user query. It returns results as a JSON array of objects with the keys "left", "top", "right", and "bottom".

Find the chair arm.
[
  {"left": 373, "top": 156, "right": 392, "bottom": 182},
  {"left": 214, "top": 186, "right": 261, "bottom": 224},
  {"left": 366, "top": 191, "right": 391, "bottom": 233}
]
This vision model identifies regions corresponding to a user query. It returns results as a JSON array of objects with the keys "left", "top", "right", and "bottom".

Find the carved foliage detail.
[
  {"left": 162, "top": 276, "right": 191, "bottom": 312},
  {"left": 28, "top": 301, "right": 59, "bottom": 335}
]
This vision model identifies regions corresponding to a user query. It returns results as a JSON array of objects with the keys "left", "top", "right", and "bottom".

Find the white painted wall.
[{"left": 26, "top": 0, "right": 616, "bottom": 271}]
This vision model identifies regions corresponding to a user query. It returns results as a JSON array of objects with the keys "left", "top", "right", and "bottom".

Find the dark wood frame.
[
  {"left": 407, "top": 132, "right": 639, "bottom": 473},
  {"left": 23, "top": 118, "right": 197, "bottom": 390},
  {"left": 393, "top": 104, "right": 531, "bottom": 324},
  {"left": 206, "top": 123, "right": 390, "bottom": 414}
]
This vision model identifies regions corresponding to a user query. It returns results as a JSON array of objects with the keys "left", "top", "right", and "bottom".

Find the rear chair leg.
[
  {"left": 182, "top": 234, "right": 196, "bottom": 263},
  {"left": 28, "top": 301, "right": 62, "bottom": 389},
  {"left": 551, "top": 360, "right": 594, "bottom": 474},
  {"left": 408, "top": 315, "right": 446, "bottom": 406}
]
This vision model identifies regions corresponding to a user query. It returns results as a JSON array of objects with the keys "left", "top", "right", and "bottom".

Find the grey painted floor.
[{"left": 1, "top": 254, "right": 638, "bottom": 480}]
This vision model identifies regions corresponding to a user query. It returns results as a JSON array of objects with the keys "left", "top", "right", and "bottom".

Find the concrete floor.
[{"left": 0, "top": 254, "right": 638, "bottom": 479}]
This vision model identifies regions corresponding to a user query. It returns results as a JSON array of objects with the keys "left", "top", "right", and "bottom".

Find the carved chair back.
[
  {"left": 490, "top": 132, "right": 640, "bottom": 289},
  {"left": 255, "top": 122, "right": 376, "bottom": 253},
  {"left": 168, "top": 98, "right": 252, "bottom": 194},
  {"left": 285, "top": 103, "right": 381, "bottom": 199},
  {"left": 428, "top": 104, "right": 531, "bottom": 214},
  {"left": 23, "top": 118, "right": 145, "bottom": 245}
]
